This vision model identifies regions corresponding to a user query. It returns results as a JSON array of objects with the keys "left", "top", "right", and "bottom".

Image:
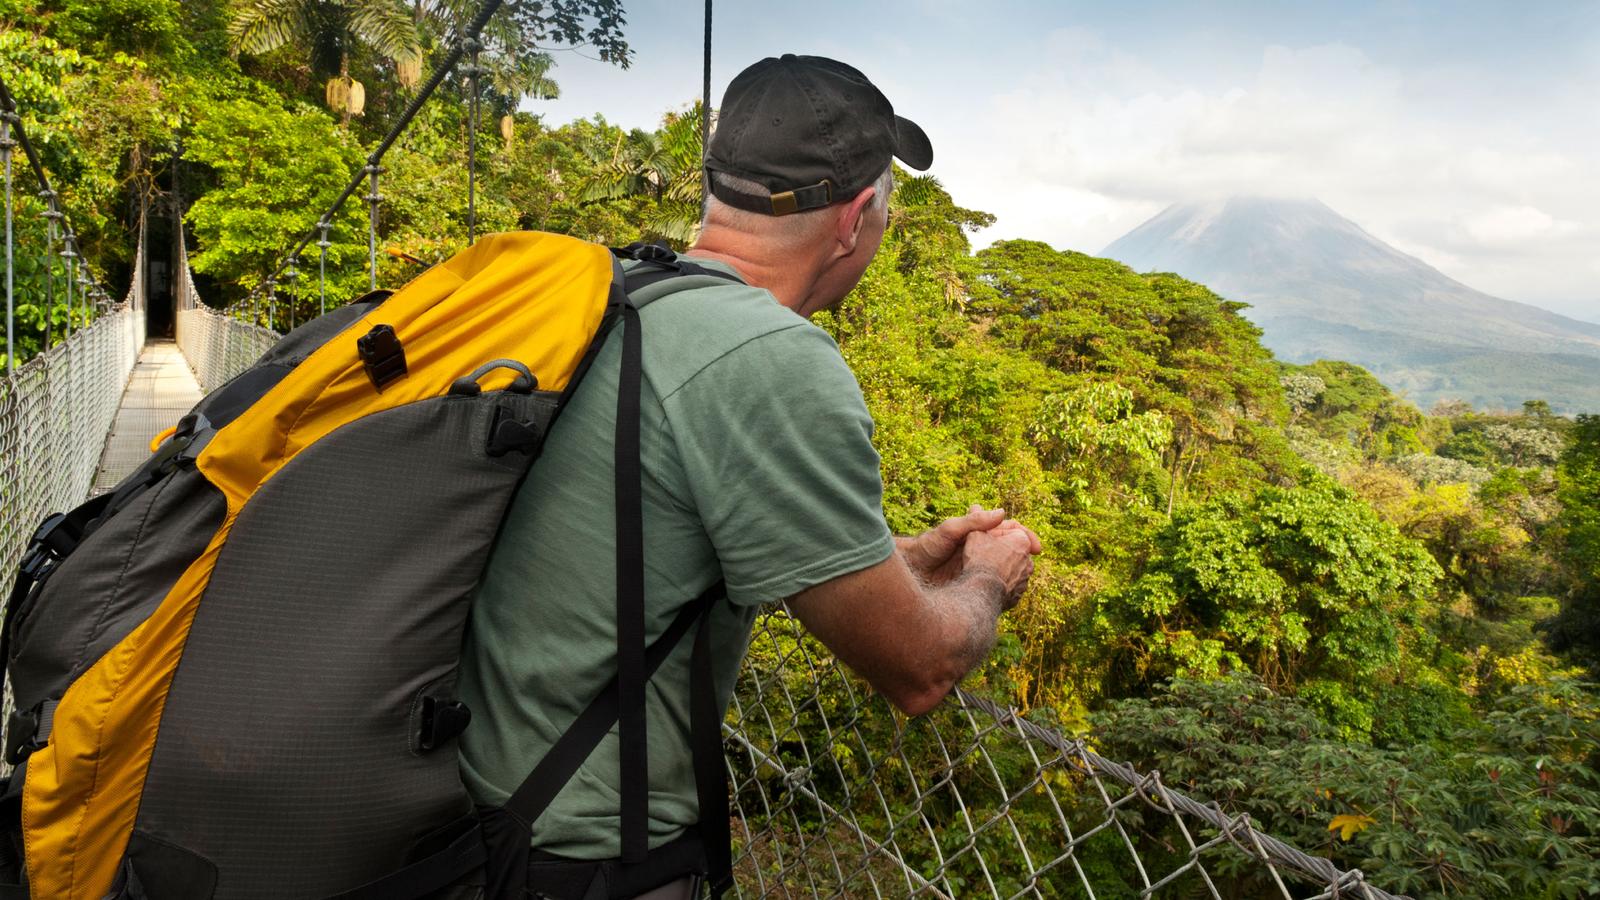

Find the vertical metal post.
[
  {"left": 266, "top": 277, "right": 276, "bottom": 332},
  {"left": 40, "top": 192, "right": 56, "bottom": 350},
  {"left": 365, "top": 164, "right": 382, "bottom": 291},
  {"left": 75, "top": 261, "right": 87, "bottom": 325},
  {"left": 62, "top": 238, "right": 74, "bottom": 338},
  {"left": 464, "top": 38, "right": 481, "bottom": 245},
  {"left": 317, "top": 220, "right": 330, "bottom": 316},
  {"left": 702, "top": 0, "right": 713, "bottom": 203},
  {"left": 2, "top": 112, "right": 14, "bottom": 377},
  {"left": 286, "top": 257, "right": 298, "bottom": 329}
]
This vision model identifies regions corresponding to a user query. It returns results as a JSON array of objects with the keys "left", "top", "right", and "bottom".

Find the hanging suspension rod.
[
  {"left": 702, "top": 0, "right": 713, "bottom": 204},
  {"left": 250, "top": 0, "right": 505, "bottom": 304},
  {"left": 0, "top": 77, "right": 110, "bottom": 304}
]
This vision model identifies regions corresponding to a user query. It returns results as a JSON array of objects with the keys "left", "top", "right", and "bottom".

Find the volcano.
[{"left": 1102, "top": 196, "right": 1600, "bottom": 413}]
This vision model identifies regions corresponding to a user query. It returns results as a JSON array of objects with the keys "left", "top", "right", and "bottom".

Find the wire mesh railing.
[
  {"left": 0, "top": 74, "right": 142, "bottom": 586},
  {"left": 726, "top": 610, "right": 1405, "bottom": 900},
  {"left": 174, "top": 229, "right": 276, "bottom": 393},
  {"left": 0, "top": 259, "right": 140, "bottom": 589}
]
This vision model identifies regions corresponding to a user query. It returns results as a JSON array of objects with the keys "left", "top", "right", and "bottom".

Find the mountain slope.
[{"left": 1102, "top": 197, "right": 1600, "bottom": 413}]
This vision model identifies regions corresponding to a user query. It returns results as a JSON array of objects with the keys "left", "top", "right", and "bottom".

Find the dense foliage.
[{"left": 7, "top": 2, "right": 1598, "bottom": 894}]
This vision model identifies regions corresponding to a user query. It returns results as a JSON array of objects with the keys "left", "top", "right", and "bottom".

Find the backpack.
[{"left": 0, "top": 233, "right": 740, "bottom": 900}]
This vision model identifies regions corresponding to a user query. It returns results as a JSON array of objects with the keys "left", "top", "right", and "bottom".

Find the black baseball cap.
[{"left": 705, "top": 54, "right": 933, "bottom": 216}]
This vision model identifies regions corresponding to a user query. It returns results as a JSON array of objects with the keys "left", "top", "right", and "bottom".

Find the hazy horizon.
[
  {"left": 523, "top": 0, "right": 1599, "bottom": 326},
  {"left": 1103, "top": 196, "right": 1600, "bottom": 325}
]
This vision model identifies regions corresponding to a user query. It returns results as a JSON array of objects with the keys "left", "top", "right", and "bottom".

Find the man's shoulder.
[{"left": 632, "top": 262, "right": 844, "bottom": 401}]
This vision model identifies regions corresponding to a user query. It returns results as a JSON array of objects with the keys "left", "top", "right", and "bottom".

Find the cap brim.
[{"left": 893, "top": 115, "right": 934, "bottom": 170}]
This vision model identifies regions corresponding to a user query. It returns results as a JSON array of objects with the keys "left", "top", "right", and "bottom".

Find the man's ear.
[{"left": 834, "top": 186, "right": 877, "bottom": 255}]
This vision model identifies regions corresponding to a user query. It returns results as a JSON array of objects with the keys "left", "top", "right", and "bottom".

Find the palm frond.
[
  {"left": 484, "top": 52, "right": 559, "bottom": 104},
  {"left": 229, "top": 0, "right": 312, "bottom": 56},
  {"left": 643, "top": 201, "right": 701, "bottom": 245},
  {"left": 579, "top": 178, "right": 631, "bottom": 203},
  {"left": 348, "top": 0, "right": 422, "bottom": 60},
  {"left": 894, "top": 173, "right": 948, "bottom": 208}
]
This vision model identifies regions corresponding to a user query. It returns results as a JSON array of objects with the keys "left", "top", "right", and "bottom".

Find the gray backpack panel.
[{"left": 134, "top": 387, "right": 559, "bottom": 898}]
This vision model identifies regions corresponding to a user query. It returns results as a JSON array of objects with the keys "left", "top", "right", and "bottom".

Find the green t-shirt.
[{"left": 457, "top": 256, "right": 895, "bottom": 858}]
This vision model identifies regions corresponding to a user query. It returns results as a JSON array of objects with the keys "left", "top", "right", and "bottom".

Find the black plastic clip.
[
  {"left": 418, "top": 697, "right": 472, "bottom": 751},
  {"left": 155, "top": 413, "right": 210, "bottom": 477},
  {"left": 357, "top": 324, "right": 408, "bottom": 392},
  {"left": 5, "top": 701, "right": 48, "bottom": 765},
  {"left": 486, "top": 406, "right": 544, "bottom": 458},
  {"left": 18, "top": 513, "right": 79, "bottom": 587},
  {"left": 616, "top": 241, "right": 677, "bottom": 264}
]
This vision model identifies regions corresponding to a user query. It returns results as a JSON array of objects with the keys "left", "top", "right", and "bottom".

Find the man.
[{"left": 457, "top": 54, "right": 1041, "bottom": 899}]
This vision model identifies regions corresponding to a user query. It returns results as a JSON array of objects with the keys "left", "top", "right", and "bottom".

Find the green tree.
[
  {"left": 182, "top": 83, "right": 369, "bottom": 314},
  {"left": 1547, "top": 415, "right": 1600, "bottom": 673},
  {"left": 580, "top": 103, "right": 704, "bottom": 244},
  {"left": 1287, "top": 359, "right": 1436, "bottom": 457},
  {"left": 415, "top": 0, "right": 628, "bottom": 110},
  {"left": 229, "top": 0, "right": 421, "bottom": 122},
  {"left": 1095, "top": 475, "right": 1442, "bottom": 727},
  {"left": 1093, "top": 676, "right": 1600, "bottom": 900},
  {"left": 969, "top": 240, "right": 1289, "bottom": 513}
]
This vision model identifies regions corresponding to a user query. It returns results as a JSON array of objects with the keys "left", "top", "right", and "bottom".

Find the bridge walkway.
[{"left": 91, "top": 340, "right": 203, "bottom": 494}]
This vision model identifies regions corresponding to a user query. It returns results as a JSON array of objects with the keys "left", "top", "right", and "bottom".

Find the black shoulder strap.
[
  {"left": 502, "top": 582, "right": 724, "bottom": 826},
  {"left": 614, "top": 298, "right": 649, "bottom": 864},
  {"left": 690, "top": 607, "right": 732, "bottom": 897},
  {"left": 612, "top": 243, "right": 743, "bottom": 300},
  {"left": 499, "top": 246, "right": 737, "bottom": 888}
]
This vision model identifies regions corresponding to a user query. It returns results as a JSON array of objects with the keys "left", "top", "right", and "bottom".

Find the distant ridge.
[{"left": 1102, "top": 196, "right": 1600, "bottom": 413}]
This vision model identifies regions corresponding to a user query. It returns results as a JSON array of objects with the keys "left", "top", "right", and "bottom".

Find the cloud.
[
  {"left": 940, "top": 30, "right": 1599, "bottom": 314},
  {"left": 1464, "top": 206, "right": 1582, "bottom": 245}
]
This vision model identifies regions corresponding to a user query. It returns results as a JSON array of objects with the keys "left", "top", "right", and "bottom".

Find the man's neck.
[{"left": 688, "top": 231, "right": 820, "bottom": 317}]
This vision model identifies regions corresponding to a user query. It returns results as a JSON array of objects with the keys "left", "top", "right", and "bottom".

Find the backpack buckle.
[
  {"left": 357, "top": 324, "right": 408, "bottom": 392},
  {"left": 18, "top": 513, "right": 76, "bottom": 583},
  {"left": 486, "top": 406, "right": 544, "bottom": 458},
  {"left": 155, "top": 413, "right": 212, "bottom": 476},
  {"left": 5, "top": 702, "right": 47, "bottom": 765},
  {"left": 418, "top": 696, "right": 472, "bottom": 751},
  {"left": 617, "top": 242, "right": 677, "bottom": 264}
]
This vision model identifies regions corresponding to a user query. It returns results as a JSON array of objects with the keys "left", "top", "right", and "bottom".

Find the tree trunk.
[
  {"left": 1167, "top": 438, "right": 1184, "bottom": 518},
  {"left": 340, "top": 46, "right": 352, "bottom": 127}
]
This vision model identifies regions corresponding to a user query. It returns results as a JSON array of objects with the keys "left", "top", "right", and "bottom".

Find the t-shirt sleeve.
[{"left": 661, "top": 323, "right": 895, "bottom": 607}]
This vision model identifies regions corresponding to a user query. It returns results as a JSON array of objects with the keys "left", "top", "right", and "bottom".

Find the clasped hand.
[{"left": 898, "top": 505, "right": 1041, "bottom": 609}]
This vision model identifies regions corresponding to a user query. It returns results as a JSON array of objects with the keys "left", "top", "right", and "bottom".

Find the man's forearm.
[
  {"left": 920, "top": 566, "right": 1008, "bottom": 702},
  {"left": 790, "top": 532, "right": 1024, "bottom": 717}
]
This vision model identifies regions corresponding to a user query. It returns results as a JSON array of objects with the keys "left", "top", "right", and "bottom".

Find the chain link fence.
[
  {"left": 173, "top": 230, "right": 277, "bottom": 393},
  {"left": 0, "top": 256, "right": 140, "bottom": 586},
  {"left": 726, "top": 610, "right": 1405, "bottom": 900}
]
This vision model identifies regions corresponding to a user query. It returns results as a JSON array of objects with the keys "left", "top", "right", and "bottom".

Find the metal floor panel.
[{"left": 92, "top": 340, "right": 204, "bottom": 494}]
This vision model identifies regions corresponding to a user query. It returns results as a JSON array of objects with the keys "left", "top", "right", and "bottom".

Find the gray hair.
[{"left": 701, "top": 165, "right": 894, "bottom": 241}]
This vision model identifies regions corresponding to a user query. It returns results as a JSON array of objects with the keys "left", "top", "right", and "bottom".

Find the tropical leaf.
[
  {"left": 895, "top": 173, "right": 948, "bottom": 209},
  {"left": 643, "top": 200, "right": 701, "bottom": 245},
  {"left": 1328, "top": 812, "right": 1377, "bottom": 841},
  {"left": 228, "top": 0, "right": 312, "bottom": 56},
  {"left": 347, "top": 0, "right": 421, "bottom": 61}
]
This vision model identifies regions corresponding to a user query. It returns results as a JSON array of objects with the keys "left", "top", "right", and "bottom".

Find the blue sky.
[{"left": 526, "top": 1, "right": 1600, "bottom": 323}]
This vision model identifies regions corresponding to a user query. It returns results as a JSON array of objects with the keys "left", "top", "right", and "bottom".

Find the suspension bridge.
[{"left": 0, "top": 11, "right": 1407, "bottom": 900}]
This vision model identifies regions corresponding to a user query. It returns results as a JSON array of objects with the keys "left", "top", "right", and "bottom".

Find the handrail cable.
[{"left": 0, "top": 75, "right": 118, "bottom": 375}]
